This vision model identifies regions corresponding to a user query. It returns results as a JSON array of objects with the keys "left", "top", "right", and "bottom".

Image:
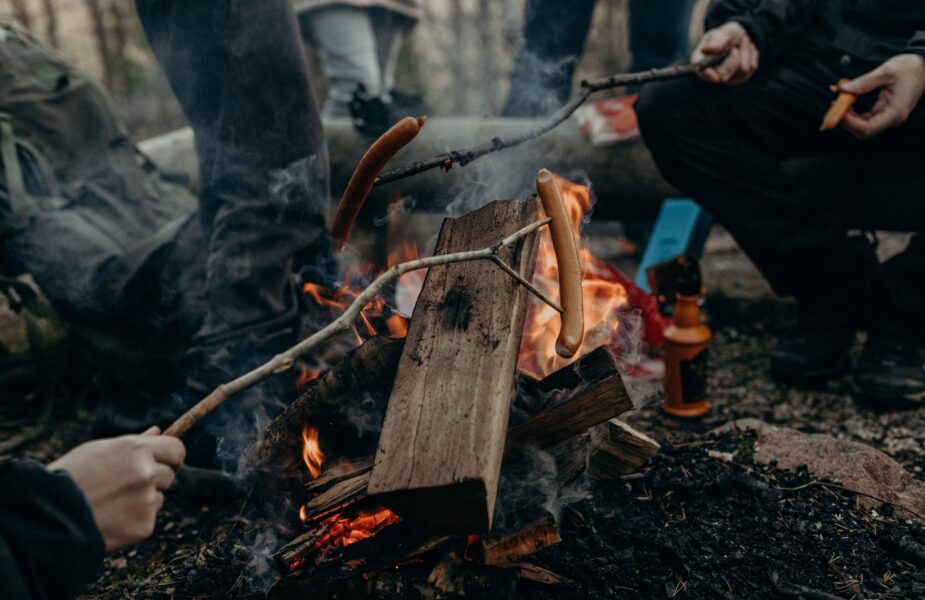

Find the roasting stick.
[
  {"left": 162, "top": 216, "right": 560, "bottom": 438},
  {"left": 330, "top": 116, "right": 427, "bottom": 251},
  {"left": 536, "top": 170, "right": 584, "bottom": 358},
  {"left": 374, "top": 54, "right": 728, "bottom": 187}
]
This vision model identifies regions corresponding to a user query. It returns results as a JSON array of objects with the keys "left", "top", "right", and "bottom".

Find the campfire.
[{"left": 245, "top": 175, "right": 663, "bottom": 593}]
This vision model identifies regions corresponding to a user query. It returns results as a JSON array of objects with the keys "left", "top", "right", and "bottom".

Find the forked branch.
[{"left": 163, "top": 217, "right": 554, "bottom": 437}]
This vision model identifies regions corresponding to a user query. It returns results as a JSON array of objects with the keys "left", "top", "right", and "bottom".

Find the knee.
[{"left": 636, "top": 78, "right": 691, "bottom": 151}]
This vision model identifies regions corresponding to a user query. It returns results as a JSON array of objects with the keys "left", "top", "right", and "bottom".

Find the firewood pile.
[{"left": 242, "top": 200, "right": 661, "bottom": 595}]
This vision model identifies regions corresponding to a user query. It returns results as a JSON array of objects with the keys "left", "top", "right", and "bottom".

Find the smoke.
[{"left": 494, "top": 443, "right": 592, "bottom": 532}]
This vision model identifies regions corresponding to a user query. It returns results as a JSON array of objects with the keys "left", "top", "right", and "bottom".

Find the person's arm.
[
  {"left": 0, "top": 427, "right": 185, "bottom": 600},
  {"left": 839, "top": 53, "right": 925, "bottom": 139},
  {"left": 705, "top": 0, "right": 818, "bottom": 60},
  {"left": 0, "top": 460, "right": 105, "bottom": 600}
]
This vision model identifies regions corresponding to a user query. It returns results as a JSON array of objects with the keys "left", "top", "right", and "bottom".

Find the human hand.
[
  {"left": 48, "top": 426, "right": 186, "bottom": 551},
  {"left": 839, "top": 54, "right": 925, "bottom": 139},
  {"left": 692, "top": 22, "right": 760, "bottom": 85}
]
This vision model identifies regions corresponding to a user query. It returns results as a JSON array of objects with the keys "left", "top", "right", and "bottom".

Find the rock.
[{"left": 717, "top": 419, "right": 925, "bottom": 522}]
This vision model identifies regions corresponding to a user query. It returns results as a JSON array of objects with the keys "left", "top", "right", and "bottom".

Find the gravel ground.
[{"left": 2, "top": 226, "right": 923, "bottom": 598}]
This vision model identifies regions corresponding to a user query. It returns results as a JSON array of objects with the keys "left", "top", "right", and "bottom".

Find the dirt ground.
[{"left": 2, "top": 226, "right": 924, "bottom": 598}]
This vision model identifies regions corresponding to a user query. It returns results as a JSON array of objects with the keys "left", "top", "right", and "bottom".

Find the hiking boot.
[
  {"left": 770, "top": 301, "right": 856, "bottom": 383},
  {"left": 855, "top": 326, "right": 925, "bottom": 409}
]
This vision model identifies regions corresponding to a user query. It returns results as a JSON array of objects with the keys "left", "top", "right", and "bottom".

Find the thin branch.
[
  {"left": 491, "top": 256, "right": 563, "bottom": 313},
  {"left": 374, "top": 55, "right": 727, "bottom": 187},
  {"left": 164, "top": 217, "right": 552, "bottom": 438}
]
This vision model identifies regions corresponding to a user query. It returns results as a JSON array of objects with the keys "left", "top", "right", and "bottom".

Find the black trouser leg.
[
  {"left": 136, "top": 0, "right": 330, "bottom": 340},
  {"left": 638, "top": 47, "right": 925, "bottom": 321},
  {"left": 503, "top": 0, "right": 597, "bottom": 117},
  {"left": 636, "top": 52, "right": 875, "bottom": 302}
]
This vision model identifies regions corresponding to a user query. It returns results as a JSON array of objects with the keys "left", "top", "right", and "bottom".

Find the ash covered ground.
[{"left": 3, "top": 227, "right": 924, "bottom": 599}]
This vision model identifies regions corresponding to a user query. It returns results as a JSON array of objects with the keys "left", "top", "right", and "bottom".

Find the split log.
[
  {"left": 303, "top": 472, "right": 371, "bottom": 522},
  {"left": 242, "top": 336, "right": 404, "bottom": 477},
  {"left": 588, "top": 419, "right": 661, "bottom": 480},
  {"left": 305, "top": 456, "right": 373, "bottom": 493},
  {"left": 515, "top": 563, "right": 574, "bottom": 587},
  {"left": 505, "top": 346, "right": 632, "bottom": 460},
  {"left": 474, "top": 515, "right": 561, "bottom": 566},
  {"left": 367, "top": 199, "right": 541, "bottom": 532}
]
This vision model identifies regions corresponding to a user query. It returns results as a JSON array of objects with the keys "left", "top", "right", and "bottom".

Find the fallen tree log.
[
  {"left": 367, "top": 199, "right": 541, "bottom": 532},
  {"left": 140, "top": 121, "right": 925, "bottom": 227}
]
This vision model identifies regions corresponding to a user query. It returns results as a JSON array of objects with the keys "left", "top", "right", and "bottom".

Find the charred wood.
[
  {"left": 368, "top": 199, "right": 541, "bottom": 532},
  {"left": 588, "top": 419, "right": 661, "bottom": 480},
  {"left": 474, "top": 515, "right": 561, "bottom": 566}
]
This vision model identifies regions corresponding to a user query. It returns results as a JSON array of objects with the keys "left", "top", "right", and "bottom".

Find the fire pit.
[{"left": 238, "top": 175, "right": 665, "bottom": 594}]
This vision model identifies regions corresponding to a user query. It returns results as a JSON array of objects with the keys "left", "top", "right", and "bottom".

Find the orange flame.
[
  {"left": 301, "top": 426, "right": 324, "bottom": 480},
  {"left": 296, "top": 365, "right": 321, "bottom": 390},
  {"left": 518, "top": 174, "right": 628, "bottom": 378}
]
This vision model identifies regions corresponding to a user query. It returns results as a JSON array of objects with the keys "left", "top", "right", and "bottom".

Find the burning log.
[
  {"left": 588, "top": 418, "right": 661, "bottom": 480},
  {"left": 242, "top": 336, "right": 404, "bottom": 476},
  {"left": 305, "top": 456, "right": 374, "bottom": 493},
  {"left": 302, "top": 471, "right": 372, "bottom": 522},
  {"left": 474, "top": 515, "right": 561, "bottom": 566},
  {"left": 367, "top": 199, "right": 542, "bottom": 532},
  {"left": 505, "top": 346, "right": 632, "bottom": 460}
]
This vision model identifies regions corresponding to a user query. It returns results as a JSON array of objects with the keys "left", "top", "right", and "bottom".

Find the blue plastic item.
[{"left": 634, "top": 199, "right": 713, "bottom": 293}]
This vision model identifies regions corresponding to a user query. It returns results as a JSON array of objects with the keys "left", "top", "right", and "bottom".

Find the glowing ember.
[
  {"left": 301, "top": 426, "right": 324, "bottom": 480},
  {"left": 313, "top": 506, "right": 401, "bottom": 553}
]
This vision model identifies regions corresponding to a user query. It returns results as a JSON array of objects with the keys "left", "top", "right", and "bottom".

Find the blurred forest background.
[{"left": 0, "top": 0, "right": 707, "bottom": 139}]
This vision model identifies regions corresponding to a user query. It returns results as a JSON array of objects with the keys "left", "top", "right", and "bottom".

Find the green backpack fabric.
[{"left": 0, "top": 23, "right": 206, "bottom": 391}]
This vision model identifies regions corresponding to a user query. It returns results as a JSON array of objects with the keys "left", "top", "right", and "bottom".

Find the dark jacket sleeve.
[
  {"left": 906, "top": 31, "right": 925, "bottom": 58},
  {"left": 706, "top": 0, "right": 819, "bottom": 59},
  {"left": 0, "top": 460, "right": 105, "bottom": 600}
]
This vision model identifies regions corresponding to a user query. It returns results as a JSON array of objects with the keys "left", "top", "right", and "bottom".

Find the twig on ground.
[
  {"left": 164, "top": 217, "right": 553, "bottom": 438},
  {"left": 778, "top": 480, "right": 925, "bottom": 523},
  {"left": 373, "top": 55, "right": 726, "bottom": 187}
]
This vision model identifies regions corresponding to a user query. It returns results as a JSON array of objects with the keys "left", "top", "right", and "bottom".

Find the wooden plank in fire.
[
  {"left": 299, "top": 348, "right": 629, "bottom": 522},
  {"left": 367, "top": 199, "right": 542, "bottom": 533}
]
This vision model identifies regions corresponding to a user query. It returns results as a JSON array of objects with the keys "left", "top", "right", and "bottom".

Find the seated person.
[
  {"left": 637, "top": 1, "right": 925, "bottom": 406},
  {"left": 294, "top": 0, "right": 422, "bottom": 120},
  {"left": 1, "top": 429, "right": 185, "bottom": 599}
]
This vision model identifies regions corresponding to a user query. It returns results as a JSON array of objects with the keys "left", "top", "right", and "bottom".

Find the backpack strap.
[{"left": 0, "top": 111, "right": 34, "bottom": 235}]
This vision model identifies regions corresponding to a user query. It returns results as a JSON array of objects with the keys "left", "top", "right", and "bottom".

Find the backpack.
[{"left": 0, "top": 23, "right": 206, "bottom": 394}]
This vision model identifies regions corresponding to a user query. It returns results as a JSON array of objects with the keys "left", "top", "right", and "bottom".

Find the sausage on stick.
[
  {"left": 819, "top": 79, "right": 857, "bottom": 131},
  {"left": 330, "top": 116, "right": 427, "bottom": 251},
  {"left": 535, "top": 169, "right": 584, "bottom": 359}
]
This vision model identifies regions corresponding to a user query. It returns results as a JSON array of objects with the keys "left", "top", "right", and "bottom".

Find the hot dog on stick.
[
  {"left": 536, "top": 169, "right": 584, "bottom": 359},
  {"left": 330, "top": 116, "right": 427, "bottom": 251}
]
